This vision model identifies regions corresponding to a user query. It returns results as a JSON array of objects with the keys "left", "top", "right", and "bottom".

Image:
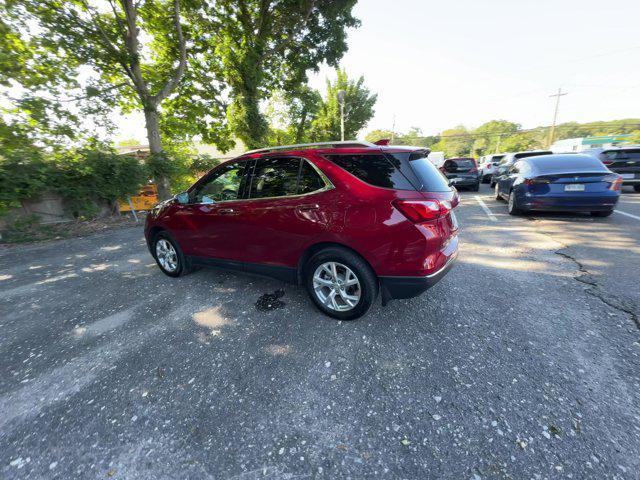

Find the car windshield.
[{"left": 443, "top": 159, "right": 475, "bottom": 172}]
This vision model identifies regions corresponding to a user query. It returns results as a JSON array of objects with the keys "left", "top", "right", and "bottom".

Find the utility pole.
[
  {"left": 547, "top": 87, "right": 568, "bottom": 148},
  {"left": 391, "top": 115, "right": 396, "bottom": 143},
  {"left": 495, "top": 134, "right": 502, "bottom": 154},
  {"left": 337, "top": 90, "right": 346, "bottom": 141}
]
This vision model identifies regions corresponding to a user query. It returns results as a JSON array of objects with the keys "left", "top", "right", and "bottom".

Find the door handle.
[
  {"left": 217, "top": 208, "right": 236, "bottom": 215},
  {"left": 297, "top": 204, "right": 319, "bottom": 212}
]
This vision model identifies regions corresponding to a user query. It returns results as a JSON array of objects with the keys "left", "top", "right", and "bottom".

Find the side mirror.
[{"left": 175, "top": 192, "right": 190, "bottom": 204}]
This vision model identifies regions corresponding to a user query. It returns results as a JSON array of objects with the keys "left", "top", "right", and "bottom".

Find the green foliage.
[
  {"left": 431, "top": 126, "right": 474, "bottom": 157},
  {"left": 51, "top": 146, "right": 149, "bottom": 218},
  {"left": 192, "top": 1, "right": 360, "bottom": 148},
  {"left": 365, "top": 129, "right": 394, "bottom": 143},
  {"left": 310, "top": 69, "right": 377, "bottom": 141},
  {"left": 394, "top": 127, "right": 440, "bottom": 148},
  {"left": 0, "top": 148, "right": 50, "bottom": 215}
]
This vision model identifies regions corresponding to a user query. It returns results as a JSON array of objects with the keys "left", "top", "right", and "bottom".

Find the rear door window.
[
  {"left": 249, "top": 158, "right": 300, "bottom": 199},
  {"left": 298, "top": 160, "right": 326, "bottom": 194},
  {"left": 325, "top": 154, "right": 416, "bottom": 190}
]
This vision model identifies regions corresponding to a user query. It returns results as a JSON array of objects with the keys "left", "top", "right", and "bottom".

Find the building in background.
[{"left": 551, "top": 135, "right": 632, "bottom": 153}]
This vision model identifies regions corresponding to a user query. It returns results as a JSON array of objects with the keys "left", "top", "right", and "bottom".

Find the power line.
[{"left": 403, "top": 122, "right": 640, "bottom": 140}]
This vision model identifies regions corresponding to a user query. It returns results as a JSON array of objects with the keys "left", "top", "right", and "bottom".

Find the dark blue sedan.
[{"left": 494, "top": 154, "right": 622, "bottom": 217}]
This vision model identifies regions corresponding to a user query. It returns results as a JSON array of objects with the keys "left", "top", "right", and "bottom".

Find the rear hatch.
[{"left": 530, "top": 172, "right": 616, "bottom": 195}]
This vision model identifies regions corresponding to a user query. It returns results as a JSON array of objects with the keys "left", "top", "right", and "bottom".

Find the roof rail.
[{"left": 243, "top": 140, "right": 376, "bottom": 155}]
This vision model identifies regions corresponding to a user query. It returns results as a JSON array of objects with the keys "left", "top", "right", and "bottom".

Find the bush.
[
  {"left": 52, "top": 147, "right": 148, "bottom": 218},
  {"left": 0, "top": 147, "right": 51, "bottom": 215}
]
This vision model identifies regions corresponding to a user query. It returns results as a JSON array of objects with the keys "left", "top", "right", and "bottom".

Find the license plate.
[
  {"left": 620, "top": 173, "right": 635, "bottom": 179},
  {"left": 565, "top": 184, "right": 585, "bottom": 192}
]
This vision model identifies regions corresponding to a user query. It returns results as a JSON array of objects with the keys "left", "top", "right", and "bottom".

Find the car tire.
[
  {"left": 507, "top": 190, "right": 521, "bottom": 215},
  {"left": 304, "top": 247, "right": 377, "bottom": 320},
  {"left": 634, "top": 185, "right": 640, "bottom": 193},
  {"left": 591, "top": 210, "right": 613, "bottom": 217},
  {"left": 494, "top": 183, "right": 503, "bottom": 201},
  {"left": 490, "top": 181, "right": 496, "bottom": 189},
  {"left": 153, "top": 231, "right": 189, "bottom": 277},
  {"left": 470, "top": 182, "right": 480, "bottom": 192}
]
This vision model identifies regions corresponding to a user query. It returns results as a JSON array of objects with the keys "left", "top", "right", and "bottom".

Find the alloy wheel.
[
  {"left": 155, "top": 239, "right": 178, "bottom": 273},
  {"left": 312, "top": 262, "right": 361, "bottom": 312}
]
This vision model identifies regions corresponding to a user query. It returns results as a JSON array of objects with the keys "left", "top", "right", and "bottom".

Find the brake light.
[
  {"left": 392, "top": 199, "right": 451, "bottom": 222},
  {"left": 524, "top": 177, "right": 550, "bottom": 185},
  {"left": 602, "top": 160, "right": 613, "bottom": 165},
  {"left": 606, "top": 174, "right": 622, "bottom": 191}
]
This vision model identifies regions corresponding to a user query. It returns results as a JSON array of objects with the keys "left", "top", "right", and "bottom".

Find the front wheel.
[
  {"left": 305, "top": 247, "right": 377, "bottom": 320},
  {"left": 591, "top": 210, "right": 613, "bottom": 217},
  {"left": 508, "top": 190, "right": 521, "bottom": 215},
  {"left": 153, "top": 232, "right": 188, "bottom": 277}
]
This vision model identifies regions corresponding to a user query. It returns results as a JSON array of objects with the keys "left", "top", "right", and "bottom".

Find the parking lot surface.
[{"left": 1, "top": 185, "right": 639, "bottom": 479}]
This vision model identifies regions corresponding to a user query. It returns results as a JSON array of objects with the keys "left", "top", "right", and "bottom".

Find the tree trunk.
[{"left": 144, "top": 108, "right": 172, "bottom": 200}]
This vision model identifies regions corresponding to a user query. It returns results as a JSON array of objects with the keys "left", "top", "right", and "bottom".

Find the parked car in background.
[
  {"left": 494, "top": 154, "right": 621, "bottom": 216},
  {"left": 598, "top": 147, "right": 640, "bottom": 192},
  {"left": 489, "top": 150, "right": 553, "bottom": 187},
  {"left": 441, "top": 157, "right": 480, "bottom": 191},
  {"left": 478, "top": 154, "right": 505, "bottom": 183},
  {"left": 145, "top": 141, "right": 459, "bottom": 320}
]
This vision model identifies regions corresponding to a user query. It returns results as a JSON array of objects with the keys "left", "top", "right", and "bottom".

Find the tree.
[
  {"left": 8, "top": 0, "right": 193, "bottom": 199},
  {"left": 365, "top": 129, "right": 395, "bottom": 143},
  {"left": 432, "top": 126, "right": 474, "bottom": 157},
  {"left": 194, "top": 0, "right": 359, "bottom": 149},
  {"left": 310, "top": 69, "right": 377, "bottom": 141},
  {"left": 473, "top": 120, "right": 520, "bottom": 156}
]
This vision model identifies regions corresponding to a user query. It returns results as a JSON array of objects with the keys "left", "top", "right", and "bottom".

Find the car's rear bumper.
[
  {"left": 379, "top": 238, "right": 458, "bottom": 302},
  {"left": 520, "top": 194, "right": 619, "bottom": 212}
]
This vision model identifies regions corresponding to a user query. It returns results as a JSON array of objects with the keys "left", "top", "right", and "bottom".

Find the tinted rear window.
[
  {"left": 529, "top": 155, "right": 608, "bottom": 173},
  {"left": 387, "top": 151, "right": 451, "bottom": 192},
  {"left": 443, "top": 159, "right": 475, "bottom": 172},
  {"left": 601, "top": 149, "right": 640, "bottom": 160},
  {"left": 325, "top": 154, "right": 416, "bottom": 190}
]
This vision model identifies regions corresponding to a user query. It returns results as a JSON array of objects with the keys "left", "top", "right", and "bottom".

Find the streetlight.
[{"left": 337, "top": 89, "right": 346, "bottom": 141}]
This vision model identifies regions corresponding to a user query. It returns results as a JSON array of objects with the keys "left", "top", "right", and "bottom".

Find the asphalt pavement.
[{"left": 1, "top": 185, "right": 639, "bottom": 479}]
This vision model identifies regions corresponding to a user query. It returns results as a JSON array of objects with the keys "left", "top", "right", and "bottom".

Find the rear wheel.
[
  {"left": 591, "top": 210, "right": 613, "bottom": 217},
  {"left": 495, "top": 183, "right": 503, "bottom": 201},
  {"left": 305, "top": 247, "right": 377, "bottom": 320},
  {"left": 507, "top": 190, "right": 521, "bottom": 215}
]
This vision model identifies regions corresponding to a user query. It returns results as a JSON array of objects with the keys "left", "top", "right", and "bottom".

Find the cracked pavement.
[{"left": 1, "top": 184, "right": 639, "bottom": 479}]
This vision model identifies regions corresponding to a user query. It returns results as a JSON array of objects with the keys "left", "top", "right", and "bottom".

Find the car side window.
[
  {"left": 192, "top": 161, "right": 247, "bottom": 204},
  {"left": 510, "top": 163, "right": 520, "bottom": 174},
  {"left": 249, "top": 157, "right": 301, "bottom": 199},
  {"left": 298, "top": 160, "right": 326, "bottom": 194}
]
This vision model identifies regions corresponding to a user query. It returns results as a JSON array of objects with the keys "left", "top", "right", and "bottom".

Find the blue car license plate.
[{"left": 565, "top": 184, "right": 585, "bottom": 192}]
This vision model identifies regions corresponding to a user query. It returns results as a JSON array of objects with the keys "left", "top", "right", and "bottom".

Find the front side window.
[
  {"left": 249, "top": 158, "right": 301, "bottom": 199},
  {"left": 192, "top": 161, "right": 246, "bottom": 203}
]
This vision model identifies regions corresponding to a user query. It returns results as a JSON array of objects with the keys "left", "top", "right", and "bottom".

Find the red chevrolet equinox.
[{"left": 145, "top": 142, "right": 459, "bottom": 320}]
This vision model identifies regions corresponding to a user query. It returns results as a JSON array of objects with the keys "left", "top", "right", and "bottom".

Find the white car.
[{"left": 478, "top": 154, "right": 505, "bottom": 183}]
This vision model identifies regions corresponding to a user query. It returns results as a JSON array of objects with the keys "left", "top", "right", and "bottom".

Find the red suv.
[{"left": 145, "top": 142, "right": 459, "bottom": 320}]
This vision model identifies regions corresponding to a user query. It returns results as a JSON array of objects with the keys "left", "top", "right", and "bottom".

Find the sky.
[{"left": 116, "top": 0, "right": 640, "bottom": 143}]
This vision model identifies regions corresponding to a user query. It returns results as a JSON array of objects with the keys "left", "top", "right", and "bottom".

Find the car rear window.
[
  {"left": 601, "top": 149, "right": 640, "bottom": 160},
  {"left": 529, "top": 155, "right": 608, "bottom": 173},
  {"left": 443, "top": 159, "right": 475, "bottom": 172},
  {"left": 325, "top": 154, "right": 416, "bottom": 190},
  {"left": 386, "top": 151, "right": 451, "bottom": 192}
]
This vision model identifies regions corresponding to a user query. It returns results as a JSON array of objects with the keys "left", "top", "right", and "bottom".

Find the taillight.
[
  {"left": 392, "top": 199, "right": 451, "bottom": 223},
  {"left": 524, "top": 177, "right": 550, "bottom": 185},
  {"left": 602, "top": 160, "right": 613, "bottom": 166},
  {"left": 606, "top": 174, "right": 622, "bottom": 191}
]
